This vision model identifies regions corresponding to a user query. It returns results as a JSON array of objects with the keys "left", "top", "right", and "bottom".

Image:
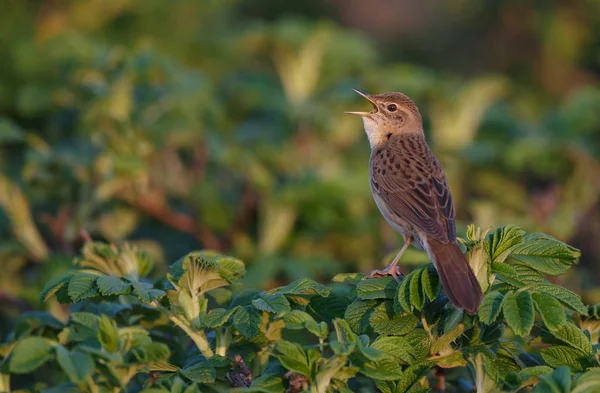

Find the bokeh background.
[{"left": 1, "top": 0, "right": 600, "bottom": 337}]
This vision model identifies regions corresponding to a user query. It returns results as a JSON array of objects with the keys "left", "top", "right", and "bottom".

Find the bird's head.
[{"left": 346, "top": 89, "right": 423, "bottom": 148}]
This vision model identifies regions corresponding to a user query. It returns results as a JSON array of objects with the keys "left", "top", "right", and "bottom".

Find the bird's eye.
[{"left": 387, "top": 104, "right": 397, "bottom": 112}]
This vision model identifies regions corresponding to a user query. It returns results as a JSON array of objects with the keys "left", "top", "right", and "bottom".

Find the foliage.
[{"left": 2, "top": 225, "right": 600, "bottom": 392}]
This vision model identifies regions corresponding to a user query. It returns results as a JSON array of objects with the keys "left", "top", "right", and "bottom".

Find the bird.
[{"left": 346, "top": 89, "right": 482, "bottom": 314}]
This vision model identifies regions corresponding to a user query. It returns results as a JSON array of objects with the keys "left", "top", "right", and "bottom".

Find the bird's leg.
[{"left": 363, "top": 237, "right": 412, "bottom": 282}]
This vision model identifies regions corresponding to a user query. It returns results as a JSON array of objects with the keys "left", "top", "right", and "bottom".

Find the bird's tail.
[{"left": 425, "top": 237, "right": 482, "bottom": 314}]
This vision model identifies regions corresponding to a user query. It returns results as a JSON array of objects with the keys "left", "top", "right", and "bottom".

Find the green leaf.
[
  {"left": 396, "top": 362, "right": 434, "bottom": 393},
  {"left": 201, "top": 307, "right": 238, "bottom": 329},
  {"left": 252, "top": 293, "right": 291, "bottom": 313},
  {"left": 56, "top": 346, "right": 94, "bottom": 384},
  {"left": 40, "top": 271, "right": 75, "bottom": 302},
  {"left": 330, "top": 319, "right": 357, "bottom": 356},
  {"left": 478, "top": 291, "right": 504, "bottom": 325},
  {"left": 532, "top": 292, "right": 567, "bottom": 331},
  {"left": 344, "top": 299, "right": 377, "bottom": 334},
  {"left": 410, "top": 270, "right": 425, "bottom": 310},
  {"left": 131, "top": 280, "right": 151, "bottom": 302},
  {"left": 180, "top": 364, "right": 217, "bottom": 384},
  {"left": 274, "top": 341, "right": 310, "bottom": 376},
  {"left": 369, "top": 302, "right": 419, "bottom": 336},
  {"left": 534, "top": 284, "right": 588, "bottom": 315},
  {"left": 98, "top": 315, "right": 119, "bottom": 352},
  {"left": 532, "top": 366, "right": 572, "bottom": 393},
  {"left": 358, "top": 357, "right": 403, "bottom": 381},
  {"left": 502, "top": 291, "right": 534, "bottom": 337},
  {"left": 246, "top": 374, "right": 285, "bottom": 393},
  {"left": 97, "top": 276, "right": 131, "bottom": 296},
  {"left": 267, "top": 277, "right": 330, "bottom": 297},
  {"left": 282, "top": 310, "right": 327, "bottom": 338},
  {"left": 421, "top": 265, "right": 441, "bottom": 301},
  {"left": 551, "top": 323, "right": 592, "bottom": 354},
  {"left": 573, "top": 369, "right": 600, "bottom": 393},
  {"left": 132, "top": 342, "right": 171, "bottom": 363},
  {"left": 370, "top": 336, "right": 412, "bottom": 361},
  {"left": 433, "top": 351, "right": 467, "bottom": 368},
  {"left": 486, "top": 225, "right": 525, "bottom": 263},
  {"left": 510, "top": 233, "right": 580, "bottom": 275},
  {"left": 491, "top": 262, "right": 527, "bottom": 287},
  {"left": 396, "top": 267, "right": 425, "bottom": 311},
  {"left": 71, "top": 312, "right": 100, "bottom": 330},
  {"left": 233, "top": 307, "right": 262, "bottom": 338},
  {"left": 356, "top": 277, "right": 397, "bottom": 300},
  {"left": 68, "top": 272, "right": 102, "bottom": 302},
  {"left": 9, "top": 337, "right": 56, "bottom": 374},
  {"left": 541, "top": 346, "right": 591, "bottom": 372},
  {"left": 431, "top": 324, "right": 464, "bottom": 355}
]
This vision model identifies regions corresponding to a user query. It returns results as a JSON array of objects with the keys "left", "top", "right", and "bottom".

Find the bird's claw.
[{"left": 362, "top": 265, "right": 404, "bottom": 283}]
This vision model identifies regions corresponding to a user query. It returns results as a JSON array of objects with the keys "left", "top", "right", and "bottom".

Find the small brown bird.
[{"left": 347, "top": 89, "right": 482, "bottom": 314}]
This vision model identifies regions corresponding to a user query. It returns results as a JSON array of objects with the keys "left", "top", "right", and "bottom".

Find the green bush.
[{"left": 2, "top": 224, "right": 600, "bottom": 392}]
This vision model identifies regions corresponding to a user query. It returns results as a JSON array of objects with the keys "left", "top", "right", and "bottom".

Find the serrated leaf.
[
  {"left": 98, "top": 315, "right": 119, "bottom": 352},
  {"left": 233, "top": 307, "right": 262, "bottom": 338},
  {"left": 396, "top": 362, "right": 434, "bottom": 393},
  {"left": 9, "top": 337, "right": 55, "bottom": 374},
  {"left": 246, "top": 373, "right": 285, "bottom": 393},
  {"left": 68, "top": 272, "right": 102, "bottom": 302},
  {"left": 410, "top": 270, "right": 425, "bottom": 310},
  {"left": 532, "top": 292, "right": 567, "bottom": 331},
  {"left": 541, "top": 346, "right": 591, "bottom": 372},
  {"left": 331, "top": 273, "right": 364, "bottom": 285},
  {"left": 131, "top": 280, "right": 152, "bottom": 302},
  {"left": 40, "top": 271, "right": 75, "bottom": 302},
  {"left": 502, "top": 291, "right": 534, "bottom": 337},
  {"left": 56, "top": 346, "right": 94, "bottom": 384},
  {"left": 478, "top": 291, "right": 504, "bottom": 325},
  {"left": 252, "top": 293, "right": 291, "bottom": 313},
  {"left": 180, "top": 364, "right": 216, "bottom": 384},
  {"left": 551, "top": 323, "right": 592, "bottom": 354},
  {"left": 97, "top": 276, "right": 131, "bottom": 296},
  {"left": 519, "top": 365, "right": 554, "bottom": 378},
  {"left": 534, "top": 284, "right": 588, "bottom": 315},
  {"left": 266, "top": 277, "right": 330, "bottom": 297},
  {"left": 369, "top": 302, "right": 419, "bottom": 336},
  {"left": 201, "top": 307, "right": 238, "bottom": 329},
  {"left": 510, "top": 233, "right": 580, "bottom": 275},
  {"left": 358, "top": 357, "right": 403, "bottom": 381},
  {"left": 71, "top": 312, "right": 100, "bottom": 330},
  {"left": 486, "top": 225, "right": 525, "bottom": 263},
  {"left": 371, "top": 336, "right": 412, "bottom": 362},
  {"left": 274, "top": 340, "right": 310, "bottom": 376},
  {"left": 356, "top": 277, "right": 397, "bottom": 300},
  {"left": 397, "top": 267, "right": 425, "bottom": 311},
  {"left": 421, "top": 265, "right": 441, "bottom": 301},
  {"left": 344, "top": 299, "right": 377, "bottom": 334},
  {"left": 491, "top": 263, "right": 527, "bottom": 287},
  {"left": 282, "top": 310, "right": 327, "bottom": 338}
]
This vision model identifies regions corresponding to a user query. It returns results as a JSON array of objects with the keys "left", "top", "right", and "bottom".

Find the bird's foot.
[{"left": 362, "top": 265, "right": 404, "bottom": 283}]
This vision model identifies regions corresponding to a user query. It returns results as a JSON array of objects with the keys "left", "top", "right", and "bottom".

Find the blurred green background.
[{"left": 1, "top": 0, "right": 600, "bottom": 336}]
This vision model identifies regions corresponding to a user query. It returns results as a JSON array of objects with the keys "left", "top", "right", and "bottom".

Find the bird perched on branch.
[{"left": 346, "top": 89, "right": 482, "bottom": 314}]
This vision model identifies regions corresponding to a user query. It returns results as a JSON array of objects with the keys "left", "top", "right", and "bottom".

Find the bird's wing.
[{"left": 370, "top": 134, "right": 456, "bottom": 242}]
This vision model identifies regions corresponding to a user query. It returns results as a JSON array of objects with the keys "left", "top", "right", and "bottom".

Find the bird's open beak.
[{"left": 345, "top": 89, "right": 377, "bottom": 116}]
